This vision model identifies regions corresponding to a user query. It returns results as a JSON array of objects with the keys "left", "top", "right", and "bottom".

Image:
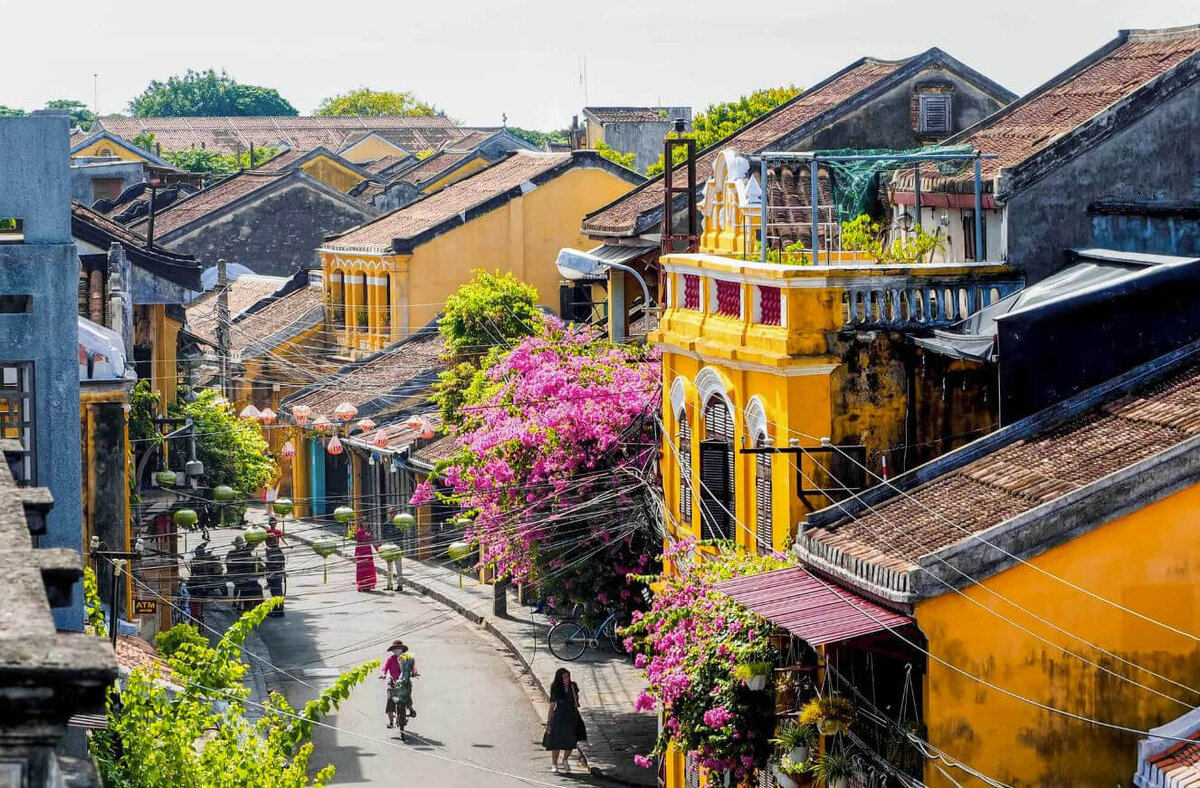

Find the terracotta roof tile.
[
  {"left": 806, "top": 359, "right": 1200, "bottom": 568},
  {"left": 585, "top": 107, "right": 669, "bottom": 124},
  {"left": 185, "top": 275, "right": 290, "bottom": 344},
  {"left": 350, "top": 413, "right": 443, "bottom": 452},
  {"left": 133, "top": 172, "right": 286, "bottom": 237},
  {"left": 397, "top": 150, "right": 474, "bottom": 186},
  {"left": 255, "top": 148, "right": 311, "bottom": 171},
  {"left": 363, "top": 154, "right": 413, "bottom": 176},
  {"left": 582, "top": 59, "right": 902, "bottom": 236},
  {"left": 325, "top": 151, "right": 571, "bottom": 252},
  {"left": 904, "top": 26, "right": 1200, "bottom": 192},
  {"left": 230, "top": 283, "right": 324, "bottom": 357},
  {"left": 411, "top": 433, "right": 458, "bottom": 466}
]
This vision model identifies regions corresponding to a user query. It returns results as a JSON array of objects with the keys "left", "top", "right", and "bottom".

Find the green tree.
[
  {"left": 90, "top": 599, "right": 376, "bottom": 787},
  {"left": 45, "top": 98, "right": 95, "bottom": 129},
  {"left": 645, "top": 85, "right": 802, "bottom": 175},
  {"left": 506, "top": 126, "right": 568, "bottom": 148},
  {"left": 130, "top": 69, "right": 298, "bottom": 117},
  {"left": 840, "top": 213, "right": 945, "bottom": 263},
  {"left": 315, "top": 88, "right": 441, "bottom": 117},
  {"left": 0, "top": 105, "right": 24, "bottom": 116},
  {"left": 169, "top": 388, "right": 276, "bottom": 498},
  {"left": 595, "top": 141, "right": 636, "bottom": 170},
  {"left": 164, "top": 145, "right": 277, "bottom": 174}
]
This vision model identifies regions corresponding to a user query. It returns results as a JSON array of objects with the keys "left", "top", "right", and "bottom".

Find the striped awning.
[
  {"left": 715, "top": 567, "right": 914, "bottom": 647},
  {"left": 67, "top": 713, "right": 108, "bottom": 730}
]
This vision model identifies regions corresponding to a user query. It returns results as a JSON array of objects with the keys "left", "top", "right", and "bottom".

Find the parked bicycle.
[{"left": 547, "top": 609, "right": 622, "bottom": 661}]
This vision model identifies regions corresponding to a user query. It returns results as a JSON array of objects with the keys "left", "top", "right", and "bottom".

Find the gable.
[
  {"left": 340, "top": 134, "right": 409, "bottom": 163},
  {"left": 72, "top": 135, "right": 156, "bottom": 164}
]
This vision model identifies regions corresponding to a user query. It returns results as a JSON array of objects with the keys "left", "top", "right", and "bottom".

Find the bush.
[
  {"left": 170, "top": 389, "right": 276, "bottom": 511},
  {"left": 154, "top": 623, "right": 207, "bottom": 659}
]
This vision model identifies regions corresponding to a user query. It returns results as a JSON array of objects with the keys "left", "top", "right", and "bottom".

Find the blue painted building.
[{"left": 0, "top": 115, "right": 86, "bottom": 629}]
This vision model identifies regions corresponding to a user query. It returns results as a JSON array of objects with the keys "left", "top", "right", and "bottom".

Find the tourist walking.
[
  {"left": 354, "top": 523, "right": 377, "bottom": 592},
  {"left": 264, "top": 532, "right": 285, "bottom": 617},
  {"left": 226, "top": 535, "right": 262, "bottom": 612},
  {"left": 543, "top": 668, "right": 580, "bottom": 773}
]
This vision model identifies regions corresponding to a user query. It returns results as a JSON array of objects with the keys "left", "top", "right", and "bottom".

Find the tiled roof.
[
  {"left": 324, "top": 151, "right": 572, "bottom": 253},
  {"left": 902, "top": 26, "right": 1200, "bottom": 193},
  {"left": 582, "top": 59, "right": 903, "bottom": 236},
  {"left": 397, "top": 149, "right": 474, "bottom": 186},
  {"left": 282, "top": 329, "right": 445, "bottom": 417},
  {"left": 340, "top": 126, "right": 473, "bottom": 155},
  {"left": 1142, "top": 734, "right": 1200, "bottom": 784},
  {"left": 132, "top": 171, "right": 286, "bottom": 237},
  {"left": 71, "top": 202, "right": 202, "bottom": 290},
  {"left": 349, "top": 413, "right": 444, "bottom": 452},
  {"left": 411, "top": 432, "right": 458, "bottom": 467},
  {"left": 92, "top": 116, "right": 462, "bottom": 157},
  {"left": 363, "top": 154, "right": 412, "bottom": 176},
  {"left": 450, "top": 129, "right": 499, "bottom": 149},
  {"left": 353, "top": 182, "right": 386, "bottom": 205},
  {"left": 584, "top": 107, "right": 668, "bottom": 124},
  {"left": 803, "top": 357, "right": 1200, "bottom": 576},
  {"left": 231, "top": 283, "right": 324, "bottom": 358},
  {"left": 185, "top": 275, "right": 289, "bottom": 345},
  {"left": 255, "top": 148, "right": 310, "bottom": 171}
]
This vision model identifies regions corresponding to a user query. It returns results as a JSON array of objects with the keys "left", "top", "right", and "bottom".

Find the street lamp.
[{"left": 555, "top": 248, "right": 653, "bottom": 336}]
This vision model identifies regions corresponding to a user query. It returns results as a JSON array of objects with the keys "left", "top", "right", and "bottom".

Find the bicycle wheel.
[{"left": 547, "top": 622, "right": 588, "bottom": 661}]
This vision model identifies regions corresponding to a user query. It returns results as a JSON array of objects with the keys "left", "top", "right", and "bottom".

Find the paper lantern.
[
  {"left": 312, "top": 415, "right": 332, "bottom": 433},
  {"left": 455, "top": 517, "right": 473, "bottom": 528},
  {"left": 173, "top": 508, "right": 198, "bottom": 529},
  {"left": 420, "top": 426, "right": 436, "bottom": 440},
  {"left": 333, "top": 505, "right": 355, "bottom": 523},
  {"left": 311, "top": 537, "right": 338, "bottom": 583},
  {"left": 239, "top": 404, "right": 262, "bottom": 421},
  {"left": 272, "top": 498, "right": 294, "bottom": 517},
  {"left": 155, "top": 470, "right": 178, "bottom": 487},
  {"left": 404, "top": 415, "right": 423, "bottom": 431},
  {"left": 292, "top": 405, "right": 311, "bottom": 426},
  {"left": 393, "top": 512, "right": 416, "bottom": 530},
  {"left": 213, "top": 485, "right": 236, "bottom": 502},
  {"left": 280, "top": 440, "right": 296, "bottom": 459},
  {"left": 326, "top": 435, "right": 344, "bottom": 455},
  {"left": 334, "top": 401, "right": 358, "bottom": 422},
  {"left": 373, "top": 431, "right": 390, "bottom": 449},
  {"left": 356, "top": 418, "right": 377, "bottom": 433},
  {"left": 244, "top": 525, "right": 268, "bottom": 546},
  {"left": 258, "top": 407, "right": 278, "bottom": 424},
  {"left": 378, "top": 543, "right": 404, "bottom": 563},
  {"left": 447, "top": 541, "right": 472, "bottom": 562}
]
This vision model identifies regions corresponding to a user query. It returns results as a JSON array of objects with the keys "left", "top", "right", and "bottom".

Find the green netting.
[{"left": 811, "top": 145, "right": 975, "bottom": 224}]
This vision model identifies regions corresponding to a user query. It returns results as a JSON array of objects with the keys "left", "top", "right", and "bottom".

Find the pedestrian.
[
  {"left": 379, "top": 640, "right": 418, "bottom": 728},
  {"left": 543, "top": 668, "right": 580, "bottom": 774},
  {"left": 187, "top": 541, "right": 224, "bottom": 622},
  {"left": 226, "top": 535, "right": 262, "bottom": 612},
  {"left": 565, "top": 681, "right": 589, "bottom": 771},
  {"left": 264, "top": 532, "right": 285, "bottom": 617},
  {"left": 353, "top": 523, "right": 377, "bottom": 592}
]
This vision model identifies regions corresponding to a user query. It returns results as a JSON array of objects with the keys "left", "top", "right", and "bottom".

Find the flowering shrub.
[
  {"left": 622, "top": 541, "right": 795, "bottom": 779},
  {"left": 413, "top": 321, "right": 662, "bottom": 621}
]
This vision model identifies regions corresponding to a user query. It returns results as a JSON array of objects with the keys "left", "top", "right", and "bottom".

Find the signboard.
[{"left": 134, "top": 599, "right": 157, "bottom": 616}]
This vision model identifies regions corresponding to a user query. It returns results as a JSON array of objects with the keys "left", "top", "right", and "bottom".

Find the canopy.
[
  {"left": 555, "top": 243, "right": 654, "bottom": 281},
  {"left": 715, "top": 567, "right": 913, "bottom": 647}
]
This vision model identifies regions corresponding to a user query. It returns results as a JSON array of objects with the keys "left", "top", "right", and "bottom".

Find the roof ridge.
[{"left": 1124, "top": 23, "right": 1200, "bottom": 41}]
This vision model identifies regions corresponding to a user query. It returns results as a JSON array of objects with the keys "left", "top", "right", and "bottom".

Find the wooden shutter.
[
  {"left": 699, "top": 440, "right": 730, "bottom": 540},
  {"left": 678, "top": 416, "right": 692, "bottom": 523},
  {"left": 919, "top": 94, "right": 952, "bottom": 135},
  {"left": 755, "top": 444, "right": 773, "bottom": 554}
]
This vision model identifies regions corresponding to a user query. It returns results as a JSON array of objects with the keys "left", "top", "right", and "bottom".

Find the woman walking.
[
  {"left": 354, "top": 523, "right": 377, "bottom": 592},
  {"left": 543, "top": 668, "right": 580, "bottom": 774}
]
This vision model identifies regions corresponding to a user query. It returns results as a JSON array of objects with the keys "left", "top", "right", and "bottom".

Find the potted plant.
[
  {"left": 811, "top": 750, "right": 854, "bottom": 788},
  {"left": 733, "top": 661, "right": 773, "bottom": 691},
  {"left": 771, "top": 721, "right": 816, "bottom": 764},
  {"left": 770, "top": 754, "right": 808, "bottom": 788},
  {"left": 799, "top": 696, "right": 855, "bottom": 737}
]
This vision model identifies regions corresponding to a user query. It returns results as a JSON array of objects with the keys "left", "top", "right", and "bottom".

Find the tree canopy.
[
  {"left": 45, "top": 98, "right": 95, "bottom": 129},
  {"left": 0, "top": 106, "right": 24, "bottom": 117},
  {"left": 129, "top": 70, "right": 298, "bottom": 117},
  {"left": 164, "top": 145, "right": 278, "bottom": 174},
  {"left": 645, "top": 85, "right": 802, "bottom": 175},
  {"left": 506, "top": 126, "right": 568, "bottom": 148},
  {"left": 315, "top": 88, "right": 441, "bottom": 117}
]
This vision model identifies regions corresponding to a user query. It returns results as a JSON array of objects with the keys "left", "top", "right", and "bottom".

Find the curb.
[{"left": 288, "top": 525, "right": 654, "bottom": 788}]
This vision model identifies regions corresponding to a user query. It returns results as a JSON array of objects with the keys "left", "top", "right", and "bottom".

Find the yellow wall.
[
  {"left": 916, "top": 482, "right": 1200, "bottom": 786},
  {"left": 419, "top": 157, "right": 489, "bottom": 195},
  {"left": 340, "top": 136, "right": 408, "bottom": 164},
  {"left": 73, "top": 136, "right": 153, "bottom": 163},
  {"left": 153, "top": 306, "right": 180, "bottom": 411},
  {"left": 300, "top": 156, "right": 367, "bottom": 193}
]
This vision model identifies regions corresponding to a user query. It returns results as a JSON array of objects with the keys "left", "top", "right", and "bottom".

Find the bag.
[{"left": 574, "top": 709, "right": 588, "bottom": 741}]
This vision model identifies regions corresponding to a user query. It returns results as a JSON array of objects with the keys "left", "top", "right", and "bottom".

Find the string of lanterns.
[{"left": 237, "top": 398, "right": 436, "bottom": 459}]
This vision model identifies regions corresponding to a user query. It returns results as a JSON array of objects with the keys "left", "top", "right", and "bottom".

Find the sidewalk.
[{"left": 275, "top": 512, "right": 657, "bottom": 787}]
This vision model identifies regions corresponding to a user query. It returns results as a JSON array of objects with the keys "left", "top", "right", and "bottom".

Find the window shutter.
[
  {"left": 919, "top": 94, "right": 952, "bottom": 135},
  {"left": 699, "top": 440, "right": 731, "bottom": 540},
  {"left": 678, "top": 416, "right": 692, "bottom": 523},
  {"left": 755, "top": 446, "right": 773, "bottom": 554}
]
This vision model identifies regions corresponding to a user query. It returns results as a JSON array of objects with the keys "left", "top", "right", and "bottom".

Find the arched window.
[
  {"left": 755, "top": 435, "right": 773, "bottom": 554},
  {"left": 677, "top": 412, "right": 691, "bottom": 524},
  {"left": 699, "top": 395, "right": 734, "bottom": 540}
]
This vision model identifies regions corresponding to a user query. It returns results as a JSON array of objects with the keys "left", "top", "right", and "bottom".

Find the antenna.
[
  {"left": 93, "top": 73, "right": 98, "bottom": 117},
  {"left": 579, "top": 53, "right": 589, "bottom": 107}
]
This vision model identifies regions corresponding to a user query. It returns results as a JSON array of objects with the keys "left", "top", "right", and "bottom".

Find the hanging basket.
[
  {"left": 173, "top": 508, "right": 198, "bottom": 529},
  {"left": 746, "top": 674, "right": 768, "bottom": 691},
  {"left": 333, "top": 506, "right": 355, "bottom": 523},
  {"left": 213, "top": 485, "right": 236, "bottom": 502},
  {"left": 393, "top": 512, "right": 416, "bottom": 530},
  {"left": 272, "top": 498, "right": 294, "bottom": 517},
  {"left": 311, "top": 537, "right": 338, "bottom": 583},
  {"left": 156, "top": 470, "right": 179, "bottom": 487},
  {"left": 447, "top": 541, "right": 472, "bottom": 562},
  {"left": 378, "top": 543, "right": 404, "bottom": 563},
  {"left": 244, "top": 525, "right": 268, "bottom": 546}
]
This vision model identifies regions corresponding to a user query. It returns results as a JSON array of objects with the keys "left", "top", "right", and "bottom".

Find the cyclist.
[{"left": 380, "top": 640, "right": 418, "bottom": 728}]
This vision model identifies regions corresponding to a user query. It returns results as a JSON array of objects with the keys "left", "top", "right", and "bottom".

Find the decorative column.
[{"left": 344, "top": 268, "right": 361, "bottom": 351}]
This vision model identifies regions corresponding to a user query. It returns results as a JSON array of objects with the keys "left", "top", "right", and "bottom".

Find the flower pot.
[
  {"left": 830, "top": 778, "right": 849, "bottom": 788},
  {"left": 746, "top": 674, "right": 768, "bottom": 691},
  {"left": 818, "top": 719, "right": 846, "bottom": 736},
  {"left": 789, "top": 746, "right": 809, "bottom": 763},
  {"left": 772, "top": 766, "right": 800, "bottom": 788}
]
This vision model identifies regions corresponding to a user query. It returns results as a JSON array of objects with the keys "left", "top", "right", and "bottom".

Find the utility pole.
[
  {"left": 93, "top": 73, "right": 98, "bottom": 118},
  {"left": 216, "top": 258, "right": 231, "bottom": 400}
]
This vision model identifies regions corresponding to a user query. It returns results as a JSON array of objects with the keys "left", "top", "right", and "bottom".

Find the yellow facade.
[
  {"left": 73, "top": 136, "right": 155, "bottom": 163},
  {"left": 299, "top": 155, "right": 369, "bottom": 194},
  {"left": 915, "top": 482, "right": 1200, "bottom": 786},
  {"left": 319, "top": 165, "right": 636, "bottom": 355},
  {"left": 339, "top": 135, "right": 408, "bottom": 164}
]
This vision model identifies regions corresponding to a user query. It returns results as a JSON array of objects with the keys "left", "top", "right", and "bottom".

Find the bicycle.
[{"left": 547, "top": 609, "right": 622, "bottom": 661}]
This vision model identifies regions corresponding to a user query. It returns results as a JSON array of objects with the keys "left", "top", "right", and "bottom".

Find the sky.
[{"left": 2, "top": 0, "right": 1198, "bottom": 130}]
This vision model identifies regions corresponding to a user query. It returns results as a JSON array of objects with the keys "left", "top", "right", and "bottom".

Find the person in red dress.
[{"left": 354, "top": 523, "right": 377, "bottom": 591}]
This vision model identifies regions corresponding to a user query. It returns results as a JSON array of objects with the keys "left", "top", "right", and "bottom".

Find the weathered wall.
[
  {"left": 0, "top": 116, "right": 85, "bottom": 629},
  {"left": 82, "top": 397, "right": 129, "bottom": 620},
  {"left": 917, "top": 480, "right": 1200, "bottom": 787},
  {"left": 299, "top": 157, "right": 363, "bottom": 193},
  {"left": 1005, "top": 77, "right": 1200, "bottom": 284},
  {"left": 603, "top": 120, "right": 676, "bottom": 172},
  {"left": 70, "top": 160, "right": 145, "bottom": 204},
  {"left": 165, "top": 181, "right": 374, "bottom": 277},
  {"left": 72, "top": 136, "right": 151, "bottom": 163}
]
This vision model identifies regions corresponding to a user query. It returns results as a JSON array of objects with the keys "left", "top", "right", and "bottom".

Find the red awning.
[{"left": 715, "top": 567, "right": 914, "bottom": 647}]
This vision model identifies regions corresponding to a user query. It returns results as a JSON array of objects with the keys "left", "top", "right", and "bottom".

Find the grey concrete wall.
[
  {"left": 604, "top": 120, "right": 676, "bottom": 172},
  {"left": 164, "top": 180, "right": 375, "bottom": 277},
  {"left": 0, "top": 116, "right": 85, "bottom": 630},
  {"left": 1005, "top": 78, "right": 1200, "bottom": 284},
  {"left": 89, "top": 399, "right": 128, "bottom": 619},
  {"left": 70, "top": 160, "right": 145, "bottom": 205}
]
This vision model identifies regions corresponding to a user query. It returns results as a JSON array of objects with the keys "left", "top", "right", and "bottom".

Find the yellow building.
[
  {"left": 255, "top": 147, "right": 374, "bottom": 194},
  {"left": 317, "top": 150, "right": 644, "bottom": 357},
  {"left": 71, "top": 130, "right": 166, "bottom": 164}
]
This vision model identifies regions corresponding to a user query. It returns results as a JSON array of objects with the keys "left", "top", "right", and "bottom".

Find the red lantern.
[
  {"left": 259, "top": 407, "right": 278, "bottom": 425},
  {"left": 421, "top": 426, "right": 435, "bottom": 440},
  {"left": 239, "top": 404, "right": 262, "bottom": 421},
  {"left": 312, "top": 415, "right": 332, "bottom": 434},
  {"left": 356, "top": 418, "right": 377, "bottom": 433},
  {"left": 280, "top": 440, "right": 296, "bottom": 459},
  {"left": 326, "top": 435, "right": 344, "bottom": 455},
  {"left": 373, "top": 431, "right": 390, "bottom": 449},
  {"left": 292, "top": 405, "right": 311, "bottom": 426},
  {"left": 404, "top": 415, "right": 423, "bottom": 431},
  {"left": 334, "top": 401, "right": 358, "bottom": 422}
]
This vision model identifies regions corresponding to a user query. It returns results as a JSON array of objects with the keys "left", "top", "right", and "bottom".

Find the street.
[{"left": 205, "top": 523, "right": 597, "bottom": 787}]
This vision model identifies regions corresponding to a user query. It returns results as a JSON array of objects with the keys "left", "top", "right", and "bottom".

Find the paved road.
[{"left": 242, "top": 532, "right": 588, "bottom": 787}]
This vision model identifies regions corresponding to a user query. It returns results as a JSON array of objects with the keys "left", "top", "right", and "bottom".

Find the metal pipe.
[
  {"left": 974, "top": 154, "right": 983, "bottom": 262},
  {"left": 760, "top": 157, "right": 768, "bottom": 264},
  {"left": 761, "top": 151, "right": 998, "bottom": 162},
  {"left": 811, "top": 158, "right": 819, "bottom": 265},
  {"left": 913, "top": 165, "right": 922, "bottom": 230},
  {"left": 606, "top": 261, "right": 652, "bottom": 335}
]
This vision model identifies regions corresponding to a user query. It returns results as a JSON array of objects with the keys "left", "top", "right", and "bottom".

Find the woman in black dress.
[{"left": 543, "top": 668, "right": 580, "bottom": 774}]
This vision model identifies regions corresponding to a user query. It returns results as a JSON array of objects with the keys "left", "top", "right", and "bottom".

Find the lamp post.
[
  {"left": 555, "top": 249, "right": 653, "bottom": 337},
  {"left": 145, "top": 175, "right": 163, "bottom": 247}
]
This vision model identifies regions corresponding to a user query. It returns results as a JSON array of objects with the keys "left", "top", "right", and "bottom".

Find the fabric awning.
[
  {"left": 555, "top": 243, "right": 654, "bottom": 281},
  {"left": 715, "top": 567, "right": 914, "bottom": 647}
]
